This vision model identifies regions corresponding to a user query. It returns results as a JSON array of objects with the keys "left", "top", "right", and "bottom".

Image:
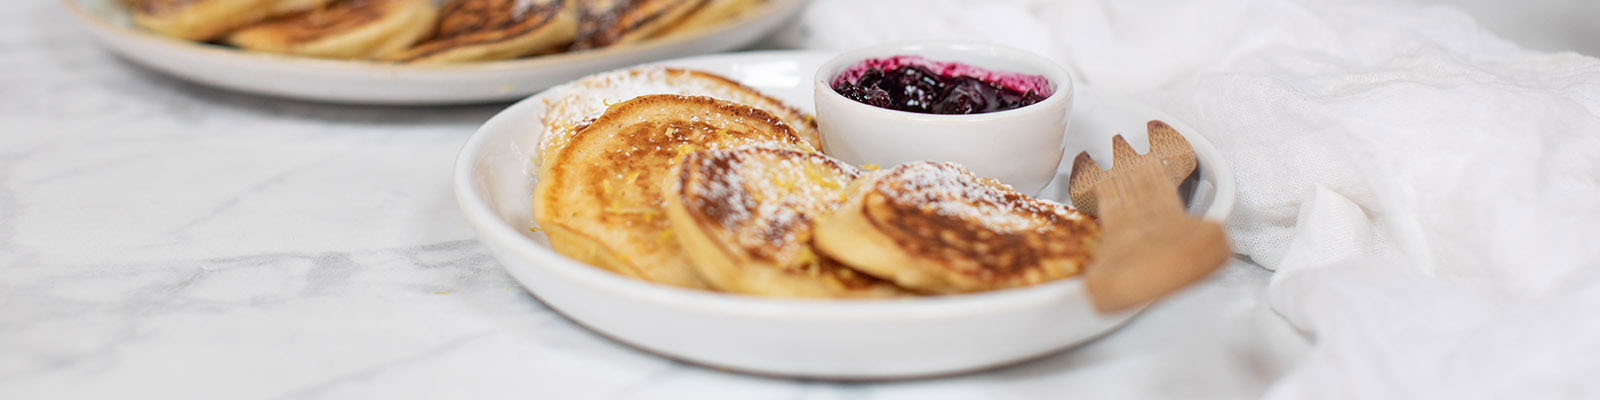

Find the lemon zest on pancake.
[
  {"left": 672, "top": 143, "right": 700, "bottom": 162},
  {"left": 803, "top": 166, "right": 840, "bottom": 190},
  {"left": 775, "top": 172, "right": 796, "bottom": 193}
]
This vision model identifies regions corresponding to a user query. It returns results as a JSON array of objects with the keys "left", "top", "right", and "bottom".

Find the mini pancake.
[
  {"left": 652, "top": 0, "right": 762, "bottom": 38},
  {"left": 664, "top": 146, "right": 903, "bottom": 298},
  {"left": 815, "top": 162, "right": 1101, "bottom": 294},
  {"left": 131, "top": 0, "right": 334, "bottom": 40},
  {"left": 532, "top": 95, "right": 812, "bottom": 289},
  {"left": 227, "top": 0, "right": 439, "bottom": 60},
  {"left": 535, "top": 66, "right": 821, "bottom": 170},
  {"left": 391, "top": 0, "right": 578, "bottom": 63},
  {"left": 271, "top": 0, "right": 334, "bottom": 14},
  {"left": 571, "top": 0, "right": 704, "bottom": 49}
]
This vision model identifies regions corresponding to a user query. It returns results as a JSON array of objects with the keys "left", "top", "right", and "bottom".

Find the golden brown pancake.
[
  {"left": 392, "top": 0, "right": 578, "bottom": 63},
  {"left": 535, "top": 67, "right": 821, "bottom": 170},
  {"left": 227, "top": 0, "right": 438, "bottom": 60},
  {"left": 571, "top": 0, "right": 705, "bottom": 49},
  {"left": 532, "top": 95, "right": 812, "bottom": 289},
  {"left": 652, "top": 0, "right": 761, "bottom": 38},
  {"left": 131, "top": 0, "right": 333, "bottom": 40},
  {"left": 814, "top": 162, "right": 1101, "bottom": 293},
  {"left": 271, "top": 0, "right": 333, "bottom": 14},
  {"left": 664, "top": 146, "right": 903, "bottom": 298}
]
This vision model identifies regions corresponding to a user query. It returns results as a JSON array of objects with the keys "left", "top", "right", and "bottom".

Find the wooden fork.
[{"left": 1069, "top": 121, "right": 1231, "bottom": 313}]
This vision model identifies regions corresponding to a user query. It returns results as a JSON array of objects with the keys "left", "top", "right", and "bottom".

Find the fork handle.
[{"left": 1083, "top": 163, "right": 1231, "bottom": 313}]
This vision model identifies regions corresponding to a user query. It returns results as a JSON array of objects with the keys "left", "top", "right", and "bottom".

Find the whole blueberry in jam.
[{"left": 832, "top": 63, "right": 1049, "bottom": 115}]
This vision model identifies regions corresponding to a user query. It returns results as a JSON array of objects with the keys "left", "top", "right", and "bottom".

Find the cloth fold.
[{"left": 782, "top": 0, "right": 1600, "bottom": 397}]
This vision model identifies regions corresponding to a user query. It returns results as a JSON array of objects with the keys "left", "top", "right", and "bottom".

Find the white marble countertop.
[{"left": 0, "top": 1, "right": 1307, "bottom": 398}]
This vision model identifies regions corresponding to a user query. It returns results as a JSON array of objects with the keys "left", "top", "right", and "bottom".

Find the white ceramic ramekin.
[{"left": 814, "top": 41, "right": 1074, "bottom": 194}]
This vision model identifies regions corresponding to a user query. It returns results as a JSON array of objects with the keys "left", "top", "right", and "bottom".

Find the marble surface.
[{"left": 0, "top": 1, "right": 1306, "bottom": 398}]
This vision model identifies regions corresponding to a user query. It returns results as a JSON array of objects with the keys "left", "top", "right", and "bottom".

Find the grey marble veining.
[{"left": 0, "top": 1, "right": 1305, "bottom": 399}]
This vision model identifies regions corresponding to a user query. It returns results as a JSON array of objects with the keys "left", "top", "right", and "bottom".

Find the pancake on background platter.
[
  {"left": 391, "top": 0, "right": 578, "bottom": 63},
  {"left": 228, "top": 0, "right": 439, "bottom": 59},
  {"left": 132, "top": 0, "right": 335, "bottom": 40}
]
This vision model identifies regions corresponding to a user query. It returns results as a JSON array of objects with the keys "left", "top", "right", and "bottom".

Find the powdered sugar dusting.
[
  {"left": 862, "top": 162, "right": 1098, "bottom": 284},
  {"left": 876, "top": 162, "right": 1079, "bottom": 232},
  {"left": 512, "top": 0, "right": 537, "bottom": 17},
  {"left": 536, "top": 67, "right": 815, "bottom": 166},
  {"left": 682, "top": 146, "right": 860, "bottom": 261}
]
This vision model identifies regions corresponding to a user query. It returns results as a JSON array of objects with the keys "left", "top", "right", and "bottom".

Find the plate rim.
[
  {"left": 59, "top": 0, "right": 809, "bottom": 74},
  {"left": 454, "top": 49, "right": 1235, "bottom": 317}
]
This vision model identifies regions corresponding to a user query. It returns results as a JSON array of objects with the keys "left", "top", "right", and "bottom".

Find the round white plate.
[
  {"left": 60, "top": 0, "right": 807, "bottom": 104},
  {"left": 455, "top": 50, "right": 1236, "bottom": 379}
]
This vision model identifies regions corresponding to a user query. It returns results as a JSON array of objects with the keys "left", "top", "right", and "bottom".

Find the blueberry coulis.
[{"left": 832, "top": 56, "right": 1051, "bottom": 115}]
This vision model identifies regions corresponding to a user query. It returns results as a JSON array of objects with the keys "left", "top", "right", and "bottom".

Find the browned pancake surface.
[
  {"left": 865, "top": 162, "right": 1099, "bottom": 287},
  {"left": 680, "top": 148, "right": 849, "bottom": 259},
  {"left": 534, "top": 95, "right": 810, "bottom": 288},
  {"left": 131, "top": 0, "right": 198, "bottom": 14},
  {"left": 537, "top": 67, "right": 820, "bottom": 166},
  {"left": 241, "top": 0, "right": 391, "bottom": 44},
  {"left": 573, "top": 0, "right": 703, "bottom": 49},
  {"left": 398, "top": 0, "right": 565, "bottom": 61},
  {"left": 680, "top": 148, "right": 886, "bottom": 285}
]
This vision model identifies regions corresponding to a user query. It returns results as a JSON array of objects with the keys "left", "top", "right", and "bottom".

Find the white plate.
[
  {"left": 454, "top": 51, "right": 1236, "bottom": 379},
  {"left": 60, "top": 0, "right": 807, "bottom": 104}
]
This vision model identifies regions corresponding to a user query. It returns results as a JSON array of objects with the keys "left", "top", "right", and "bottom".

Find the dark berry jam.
[{"left": 832, "top": 55, "right": 1052, "bottom": 115}]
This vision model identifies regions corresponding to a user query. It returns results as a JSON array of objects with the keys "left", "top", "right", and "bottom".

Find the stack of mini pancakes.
[
  {"left": 126, "top": 0, "right": 766, "bottom": 63},
  {"left": 530, "top": 67, "right": 1104, "bottom": 298}
]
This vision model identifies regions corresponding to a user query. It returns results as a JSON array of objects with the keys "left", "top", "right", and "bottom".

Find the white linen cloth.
[{"left": 780, "top": 0, "right": 1600, "bottom": 397}]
